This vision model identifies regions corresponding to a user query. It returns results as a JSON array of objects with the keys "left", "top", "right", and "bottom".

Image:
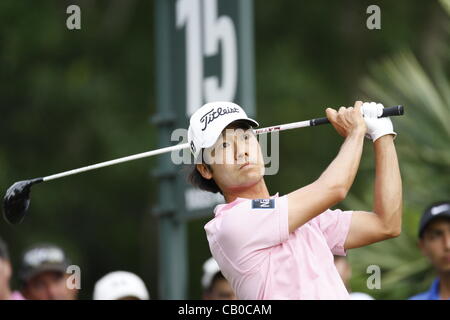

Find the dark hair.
[
  {"left": 187, "top": 120, "right": 253, "bottom": 195},
  {"left": 187, "top": 160, "right": 222, "bottom": 194},
  {"left": 0, "top": 236, "right": 9, "bottom": 260}
]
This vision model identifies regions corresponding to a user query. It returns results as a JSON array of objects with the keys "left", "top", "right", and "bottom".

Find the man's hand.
[
  {"left": 362, "top": 102, "right": 397, "bottom": 142},
  {"left": 326, "top": 101, "right": 366, "bottom": 138}
]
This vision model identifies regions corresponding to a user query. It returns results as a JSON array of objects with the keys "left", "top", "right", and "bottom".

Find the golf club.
[{"left": 2, "top": 105, "right": 404, "bottom": 225}]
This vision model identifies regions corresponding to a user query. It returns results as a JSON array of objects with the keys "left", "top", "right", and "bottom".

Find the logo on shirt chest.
[{"left": 252, "top": 199, "right": 275, "bottom": 209}]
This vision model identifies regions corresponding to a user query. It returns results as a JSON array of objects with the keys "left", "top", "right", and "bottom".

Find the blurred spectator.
[
  {"left": 19, "top": 243, "right": 77, "bottom": 300},
  {"left": 0, "top": 236, "right": 12, "bottom": 300},
  {"left": 334, "top": 255, "right": 374, "bottom": 300},
  {"left": 409, "top": 201, "right": 450, "bottom": 300},
  {"left": 93, "top": 271, "right": 149, "bottom": 300},
  {"left": 202, "top": 257, "right": 235, "bottom": 300},
  {"left": 0, "top": 236, "right": 25, "bottom": 300}
]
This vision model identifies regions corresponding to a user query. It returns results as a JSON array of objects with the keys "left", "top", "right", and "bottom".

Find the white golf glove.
[{"left": 362, "top": 102, "right": 397, "bottom": 142}]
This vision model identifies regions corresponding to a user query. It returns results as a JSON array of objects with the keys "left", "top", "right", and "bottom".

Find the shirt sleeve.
[
  {"left": 214, "top": 196, "right": 289, "bottom": 272},
  {"left": 314, "top": 208, "right": 353, "bottom": 256}
]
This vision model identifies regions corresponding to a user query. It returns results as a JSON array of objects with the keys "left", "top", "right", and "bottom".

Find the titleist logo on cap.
[{"left": 200, "top": 107, "right": 240, "bottom": 131}]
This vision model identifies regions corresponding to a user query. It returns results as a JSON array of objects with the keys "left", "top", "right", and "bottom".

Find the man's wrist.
[
  {"left": 373, "top": 134, "right": 395, "bottom": 145},
  {"left": 349, "top": 127, "right": 366, "bottom": 138}
]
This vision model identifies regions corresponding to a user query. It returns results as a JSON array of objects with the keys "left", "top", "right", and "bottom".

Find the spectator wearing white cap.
[
  {"left": 93, "top": 271, "right": 150, "bottom": 300},
  {"left": 202, "top": 257, "right": 235, "bottom": 300}
]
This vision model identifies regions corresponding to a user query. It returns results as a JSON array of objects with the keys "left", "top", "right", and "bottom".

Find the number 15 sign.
[
  {"left": 155, "top": 0, "right": 255, "bottom": 122},
  {"left": 153, "top": 0, "right": 255, "bottom": 299}
]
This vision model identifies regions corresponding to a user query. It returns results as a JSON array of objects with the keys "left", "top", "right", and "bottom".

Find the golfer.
[{"left": 187, "top": 100, "right": 402, "bottom": 300}]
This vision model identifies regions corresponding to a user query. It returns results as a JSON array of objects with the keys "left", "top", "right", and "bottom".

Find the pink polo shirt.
[
  {"left": 9, "top": 291, "right": 26, "bottom": 300},
  {"left": 204, "top": 193, "right": 353, "bottom": 300}
]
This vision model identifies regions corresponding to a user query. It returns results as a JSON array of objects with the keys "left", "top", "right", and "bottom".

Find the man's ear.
[{"left": 196, "top": 164, "right": 213, "bottom": 180}]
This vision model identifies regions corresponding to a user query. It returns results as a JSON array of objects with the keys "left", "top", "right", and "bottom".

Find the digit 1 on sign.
[
  {"left": 176, "top": 0, "right": 203, "bottom": 116},
  {"left": 176, "top": 0, "right": 238, "bottom": 116}
]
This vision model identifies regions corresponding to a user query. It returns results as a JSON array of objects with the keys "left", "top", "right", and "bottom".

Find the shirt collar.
[
  {"left": 427, "top": 278, "right": 442, "bottom": 300},
  {"left": 235, "top": 192, "right": 279, "bottom": 201}
]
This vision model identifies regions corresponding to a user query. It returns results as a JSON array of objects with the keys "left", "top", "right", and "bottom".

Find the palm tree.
[{"left": 343, "top": 0, "right": 450, "bottom": 299}]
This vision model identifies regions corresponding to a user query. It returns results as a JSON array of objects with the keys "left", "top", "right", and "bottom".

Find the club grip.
[
  {"left": 310, "top": 117, "right": 330, "bottom": 126},
  {"left": 381, "top": 105, "right": 404, "bottom": 117},
  {"left": 310, "top": 105, "right": 404, "bottom": 126}
]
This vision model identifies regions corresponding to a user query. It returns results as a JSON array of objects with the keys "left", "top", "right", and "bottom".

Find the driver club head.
[{"left": 2, "top": 178, "right": 43, "bottom": 225}]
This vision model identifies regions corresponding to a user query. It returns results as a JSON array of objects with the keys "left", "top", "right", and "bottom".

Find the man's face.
[
  {"left": 0, "top": 258, "right": 12, "bottom": 294},
  {"left": 206, "top": 278, "right": 236, "bottom": 300},
  {"left": 23, "top": 271, "right": 76, "bottom": 300},
  {"left": 200, "top": 124, "right": 265, "bottom": 193},
  {"left": 419, "top": 218, "right": 450, "bottom": 273}
]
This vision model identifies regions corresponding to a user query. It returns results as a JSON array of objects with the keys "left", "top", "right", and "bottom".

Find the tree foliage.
[{"left": 0, "top": 0, "right": 447, "bottom": 299}]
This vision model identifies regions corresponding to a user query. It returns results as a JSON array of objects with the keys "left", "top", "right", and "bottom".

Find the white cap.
[
  {"left": 201, "top": 257, "right": 221, "bottom": 290},
  {"left": 93, "top": 271, "right": 150, "bottom": 300},
  {"left": 188, "top": 101, "right": 259, "bottom": 161},
  {"left": 349, "top": 292, "right": 375, "bottom": 300}
]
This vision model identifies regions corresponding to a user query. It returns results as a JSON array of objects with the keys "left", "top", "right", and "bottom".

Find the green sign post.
[{"left": 154, "top": 0, "right": 255, "bottom": 299}]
